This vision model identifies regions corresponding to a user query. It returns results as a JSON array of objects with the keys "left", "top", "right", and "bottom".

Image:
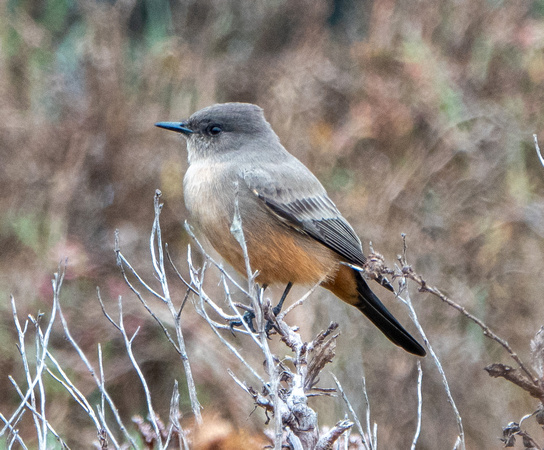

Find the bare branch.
[
  {"left": 115, "top": 231, "right": 166, "bottom": 303},
  {"left": 190, "top": 262, "right": 266, "bottom": 385},
  {"left": 397, "top": 278, "right": 465, "bottom": 450},
  {"left": 485, "top": 364, "right": 544, "bottom": 401},
  {"left": 1, "top": 267, "right": 61, "bottom": 440},
  {"left": 411, "top": 361, "right": 423, "bottom": 450},
  {"left": 394, "top": 236, "right": 464, "bottom": 449},
  {"left": 397, "top": 260, "right": 538, "bottom": 385},
  {"left": 315, "top": 419, "right": 353, "bottom": 450},
  {"left": 534, "top": 134, "right": 544, "bottom": 168},
  {"left": 330, "top": 373, "right": 370, "bottom": 450},
  {"left": 7, "top": 374, "right": 68, "bottom": 448},
  {"left": 56, "top": 294, "right": 138, "bottom": 448},
  {"left": 114, "top": 190, "right": 203, "bottom": 425},
  {"left": 184, "top": 221, "right": 250, "bottom": 298},
  {"left": 0, "top": 410, "right": 29, "bottom": 449},
  {"left": 115, "top": 295, "right": 164, "bottom": 449}
]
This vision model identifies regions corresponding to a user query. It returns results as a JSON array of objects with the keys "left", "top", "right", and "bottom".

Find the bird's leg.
[
  {"left": 273, "top": 281, "right": 293, "bottom": 316},
  {"left": 265, "top": 281, "right": 293, "bottom": 334}
]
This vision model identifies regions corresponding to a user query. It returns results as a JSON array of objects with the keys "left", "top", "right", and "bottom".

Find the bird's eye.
[{"left": 207, "top": 124, "right": 222, "bottom": 136}]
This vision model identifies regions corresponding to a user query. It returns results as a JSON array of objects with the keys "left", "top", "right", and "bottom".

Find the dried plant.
[{"left": 3, "top": 180, "right": 544, "bottom": 448}]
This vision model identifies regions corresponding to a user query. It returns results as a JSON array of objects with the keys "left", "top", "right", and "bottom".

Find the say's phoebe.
[{"left": 156, "top": 103, "right": 425, "bottom": 356}]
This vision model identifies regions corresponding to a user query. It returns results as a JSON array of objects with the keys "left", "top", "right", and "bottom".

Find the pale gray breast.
[
  {"left": 183, "top": 159, "right": 275, "bottom": 276},
  {"left": 183, "top": 161, "right": 239, "bottom": 236}
]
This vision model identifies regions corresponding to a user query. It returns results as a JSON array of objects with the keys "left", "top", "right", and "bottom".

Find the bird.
[{"left": 156, "top": 103, "right": 425, "bottom": 356}]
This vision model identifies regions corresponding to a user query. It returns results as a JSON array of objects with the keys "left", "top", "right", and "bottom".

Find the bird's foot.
[
  {"left": 229, "top": 311, "right": 256, "bottom": 335},
  {"left": 229, "top": 310, "right": 279, "bottom": 338},
  {"left": 229, "top": 282, "right": 292, "bottom": 337}
]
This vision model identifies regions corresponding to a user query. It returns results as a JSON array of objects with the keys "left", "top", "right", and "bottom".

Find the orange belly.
[{"left": 206, "top": 217, "right": 338, "bottom": 286}]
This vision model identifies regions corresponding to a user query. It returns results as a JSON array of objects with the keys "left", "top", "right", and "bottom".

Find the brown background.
[{"left": 1, "top": 0, "right": 544, "bottom": 448}]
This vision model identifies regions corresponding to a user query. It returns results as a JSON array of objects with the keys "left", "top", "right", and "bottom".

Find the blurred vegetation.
[{"left": 1, "top": 0, "right": 544, "bottom": 448}]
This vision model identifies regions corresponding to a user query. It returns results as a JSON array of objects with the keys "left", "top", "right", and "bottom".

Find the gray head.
[{"left": 156, "top": 103, "right": 283, "bottom": 163}]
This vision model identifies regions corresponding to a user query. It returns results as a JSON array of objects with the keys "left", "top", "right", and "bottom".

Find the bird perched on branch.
[{"left": 156, "top": 103, "right": 425, "bottom": 356}]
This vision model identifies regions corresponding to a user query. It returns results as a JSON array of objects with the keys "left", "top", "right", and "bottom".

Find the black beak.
[{"left": 155, "top": 121, "right": 194, "bottom": 135}]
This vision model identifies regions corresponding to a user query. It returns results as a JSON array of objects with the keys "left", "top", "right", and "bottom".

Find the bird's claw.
[
  {"left": 229, "top": 310, "right": 278, "bottom": 338},
  {"left": 229, "top": 310, "right": 256, "bottom": 335}
]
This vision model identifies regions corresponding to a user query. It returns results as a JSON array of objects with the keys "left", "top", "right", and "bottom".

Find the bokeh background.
[{"left": 1, "top": 0, "right": 544, "bottom": 448}]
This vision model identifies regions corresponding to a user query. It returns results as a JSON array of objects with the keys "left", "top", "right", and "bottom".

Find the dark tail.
[{"left": 356, "top": 273, "right": 426, "bottom": 357}]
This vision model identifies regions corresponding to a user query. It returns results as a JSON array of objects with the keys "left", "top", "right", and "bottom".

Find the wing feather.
[{"left": 243, "top": 166, "right": 366, "bottom": 266}]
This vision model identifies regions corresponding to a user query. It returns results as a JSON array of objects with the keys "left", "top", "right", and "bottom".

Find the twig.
[
  {"left": 221, "top": 273, "right": 265, "bottom": 346},
  {"left": 396, "top": 235, "right": 464, "bottom": 449},
  {"left": 7, "top": 375, "right": 68, "bottom": 448},
  {"left": 330, "top": 373, "right": 370, "bottom": 450},
  {"left": 315, "top": 419, "right": 353, "bottom": 450},
  {"left": 32, "top": 314, "right": 48, "bottom": 447},
  {"left": 183, "top": 221, "right": 250, "bottom": 298},
  {"left": 56, "top": 293, "right": 138, "bottom": 448},
  {"left": 46, "top": 362, "right": 115, "bottom": 449},
  {"left": 411, "top": 361, "right": 423, "bottom": 450},
  {"left": 361, "top": 368, "right": 376, "bottom": 450},
  {"left": 152, "top": 191, "right": 202, "bottom": 424},
  {"left": 167, "top": 380, "right": 189, "bottom": 450},
  {"left": 8, "top": 297, "right": 36, "bottom": 439},
  {"left": 1, "top": 266, "right": 61, "bottom": 440},
  {"left": 228, "top": 370, "right": 275, "bottom": 416},
  {"left": 183, "top": 262, "right": 241, "bottom": 324},
  {"left": 189, "top": 260, "right": 266, "bottom": 385},
  {"left": 165, "top": 246, "right": 199, "bottom": 297},
  {"left": 97, "top": 343, "right": 108, "bottom": 446},
  {"left": 229, "top": 189, "right": 284, "bottom": 450},
  {"left": 0, "top": 411, "right": 28, "bottom": 450},
  {"left": 277, "top": 279, "right": 323, "bottom": 321},
  {"left": 398, "top": 281, "right": 465, "bottom": 450},
  {"left": 534, "top": 134, "right": 544, "bottom": 167},
  {"left": 115, "top": 243, "right": 166, "bottom": 303},
  {"left": 399, "top": 264, "right": 538, "bottom": 385},
  {"left": 116, "top": 295, "right": 164, "bottom": 449},
  {"left": 395, "top": 233, "right": 536, "bottom": 385},
  {"left": 114, "top": 190, "right": 203, "bottom": 425},
  {"left": 485, "top": 364, "right": 544, "bottom": 401}
]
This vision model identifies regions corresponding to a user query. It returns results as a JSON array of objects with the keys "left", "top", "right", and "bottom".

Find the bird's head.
[{"left": 156, "top": 103, "right": 280, "bottom": 163}]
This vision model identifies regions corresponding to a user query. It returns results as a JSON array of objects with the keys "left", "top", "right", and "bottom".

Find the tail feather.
[{"left": 355, "top": 273, "right": 426, "bottom": 357}]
